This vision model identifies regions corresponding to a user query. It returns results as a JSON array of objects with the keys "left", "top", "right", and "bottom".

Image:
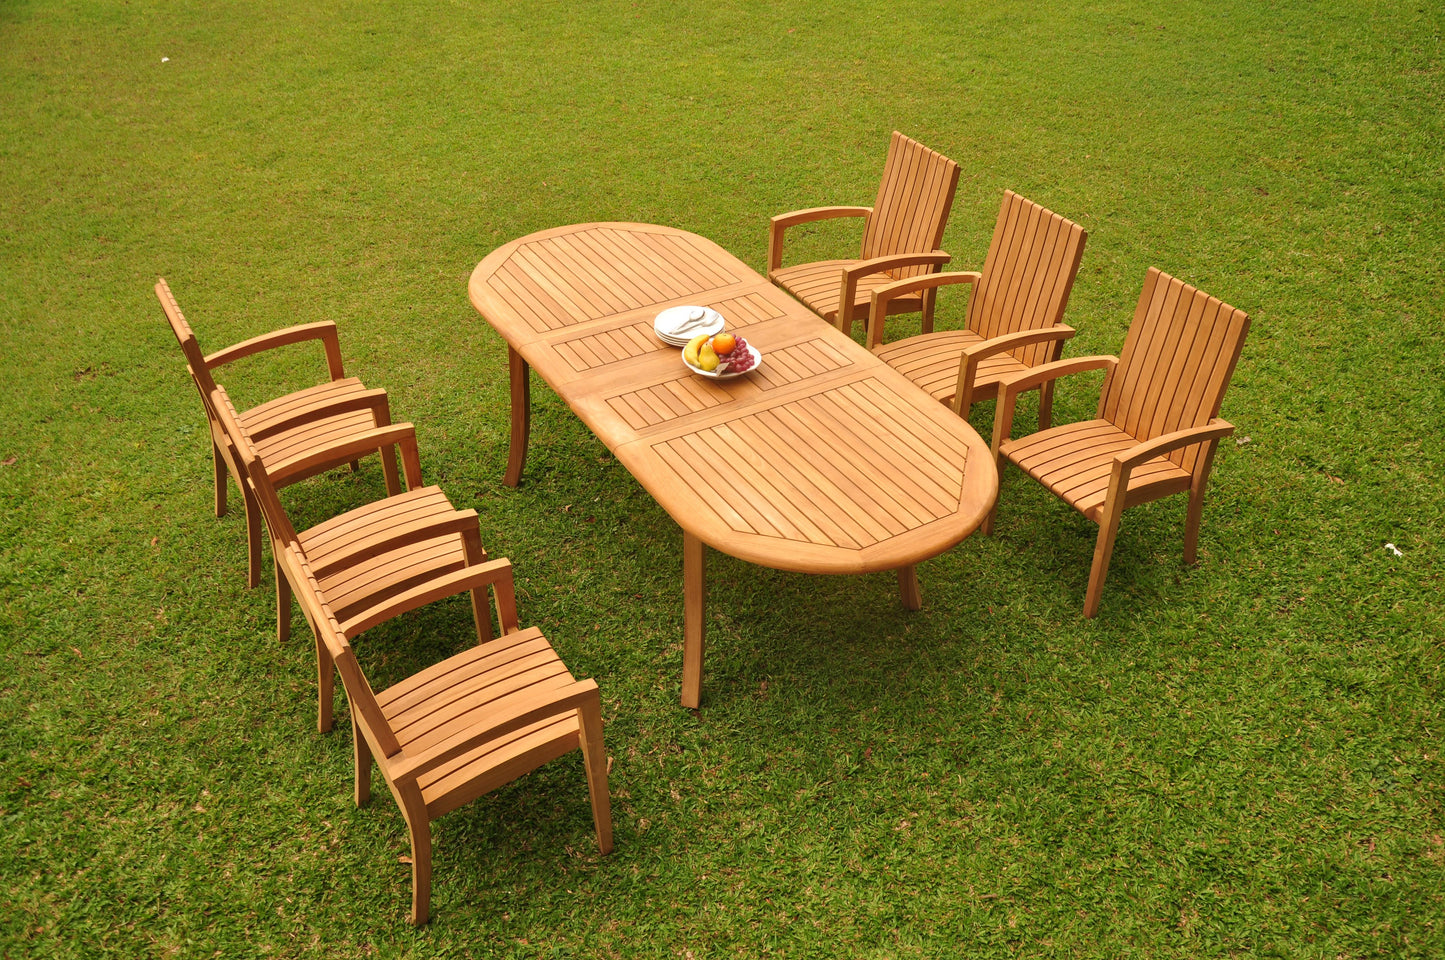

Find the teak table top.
[{"left": 469, "top": 223, "right": 997, "bottom": 706}]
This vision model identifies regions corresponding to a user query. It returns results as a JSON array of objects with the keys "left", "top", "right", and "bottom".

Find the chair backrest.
[
  {"left": 1102, "top": 268, "right": 1251, "bottom": 473},
  {"left": 156, "top": 278, "right": 223, "bottom": 411},
  {"left": 859, "top": 131, "right": 961, "bottom": 281},
  {"left": 207, "top": 383, "right": 306, "bottom": 549},
  {"left": 286, "top": 544, "right": 403, "bottom": 759},
  {"left": 968, "top": 191, "right": 1088, "bottom": 366}
]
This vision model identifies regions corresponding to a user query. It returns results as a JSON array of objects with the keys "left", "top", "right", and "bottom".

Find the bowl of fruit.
[{"left": 682, "top": 331, "right": 761, "bottom": 379}]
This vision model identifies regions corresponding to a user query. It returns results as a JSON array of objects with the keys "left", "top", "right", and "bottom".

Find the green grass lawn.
[{"left": 2, "top": 1, "right": 1441, "bottom": 956}]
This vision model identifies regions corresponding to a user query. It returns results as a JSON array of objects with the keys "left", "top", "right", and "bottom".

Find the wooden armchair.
[
  {"left": 866, "top": 190, "right": 1087, "bottom": 427},
  {"left": 768, "top": 131, "right": 961, "bottom": 338},
  {"left": 986, "top": 268, "right": 1250, "bottom": 617},
  {"left": 209, "top": 385, "right": 493, "bottom": 733},
  {"left": 157, "top": 278, "right": 401, "bottom": 588},
  {"left": 282, "top": 540, "right": 614, "bottom": 926}
]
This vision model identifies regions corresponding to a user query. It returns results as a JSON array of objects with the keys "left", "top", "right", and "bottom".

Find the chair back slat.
[
  {"left": 156, "top": 279, "right": 222, "bottom": 405},
  {"left": 207, "top": 384, "right": 304, "bottom": 548},
  {"left": 287, "top": 545, "right": 403, "bottom": 758},
  {"left": 969, "top": 191, "right": 1088, "bottom": 366},
  {"left": 860, "top": 131, "right": 960, "bottom": 280},
  {"left": 1102, "top": 268, "right": 1251, "bottom": 472}
]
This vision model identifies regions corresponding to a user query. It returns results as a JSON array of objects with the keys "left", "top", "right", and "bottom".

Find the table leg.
[
  {"left": 504, "top": 346, "right": 530, "bottom": 488},
  {"left": 681, "top": 532, "right": 706, "bottom": 709},
  {"left": 897, "top": 565, "right": 921, "bottom": 611}
]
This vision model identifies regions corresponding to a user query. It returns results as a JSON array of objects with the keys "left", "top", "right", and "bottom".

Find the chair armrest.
[
  {"left": 840, "top": 251, "right": 952, "bottom": 285},
  {"left": 1100, "top": 419, "right": 1237, "bottom": 520},
  {"left": 952, "top": 325, "right": 1076, "bottom": 418},
  {"left": 246, "top": 388, "right": 392, "bottom": 442},
  {"left": 389, "top": 678, "right": 601, "bottom": 784},
  {"left": 204, "top": 321, "right": 346, "bottom": 381},
  {"left": 837, "top": 251, "right": 951, "bottom": 336},
  {"left": 1114, "top": 419, "right": 1235, "bottom": 471},
  {"left": 866, "top": 271, "right": 981, "bottom": 348},
  {"left": 269, "top": 422, "right": 423, "bottom": 490},
  {"left": 961, "top": 325, "right": 1077, "bottom": 363},
  {"left": 768, "top": 205, "right": 872, "bottom": 272},
  {"left": 339, "top": 557, "right": 517, "bottom": 638},
  {"left": 990, "top": 355, "right": 1118, "bottom": 456},
  {"left": 310, "top": 506, "right": 482, "bottom": 580}
]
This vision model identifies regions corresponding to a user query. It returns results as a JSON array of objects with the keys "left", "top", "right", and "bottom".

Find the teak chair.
[
  {"left": 987, "top": 267, "right": 1250, "bottom": 617},
  {"left": 209, "top": 384, "right": 493, "bottom": 732},
  {"left": 768, "top": 131, "right": 961, "bottom": 338},
  {"left": 866, "top": 190, "right": 1088, "bottom": 427},
  {"left": 283, "top": 541, "right": 614, "bottom": 926},
  {"left": 157, "top": 278, "right": 401, "bottom": 588}
]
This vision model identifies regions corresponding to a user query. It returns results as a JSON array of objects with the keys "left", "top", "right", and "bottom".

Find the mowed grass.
[{"left": 1, "top": 1, "right": 1442, "bottom": 956}]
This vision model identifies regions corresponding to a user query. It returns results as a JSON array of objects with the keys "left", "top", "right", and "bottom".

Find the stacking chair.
[
  {"left": 865, "top": 190, "right": 1087, "bottom": 427},
  {"left": 157, "top": 278, "right": 401, "bottom": 588},
  {"left": 209, "top": 385, "right": 492, "bottom": 732},
  {"left": 768, "top": 131, "right": 961, "bottom": 338},
  {"left": 283, "top": 541, "right": 614, "bottom": 926},
  {"left": 987, "top": 267, "right": 1250, "bottom": 617}
]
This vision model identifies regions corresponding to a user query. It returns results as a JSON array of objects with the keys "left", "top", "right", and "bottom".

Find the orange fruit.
[{"left": 711, "top": 332, "right": 737, "bottom": 356}]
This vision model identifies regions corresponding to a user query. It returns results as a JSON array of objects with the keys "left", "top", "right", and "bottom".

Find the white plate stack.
[{"left": 654, "top": 305, "right": 725, "bottom": 347}]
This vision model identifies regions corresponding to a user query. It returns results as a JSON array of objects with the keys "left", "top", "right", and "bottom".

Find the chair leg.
[
  {"left": 275, "top": 557, "right": 291, "bottom": 645},
  {"left": 1037, "top": 339, "right": 1068, "bottom": 432},
  {"left": 1037, "top": 382, "right": 1056, "bottom": 432},
  {"left": 243, "top": 486, "right": 263, "bottom": 589},
  {"left": 352, "top": 714, "right": 372, "bottom": 807},
  {"left": 379, "top": 443, "right": 401, "bottom": 496},
  {"left": 1183, "top": 441, "right": 1222, "bottom": 566},
  {"left": 316, "top": 631, "right": 334, "bottom": 733},
  {"left": 983, "top": 405, "right": 1017, "bottom": 539},
  {"left": 400, "top": 794, "right": 433, "bottom": 926},
  {"left": 920, "top": 286, "right": 937, "bottom": 335},
  {"left": 1184, "top": 487, "right": 1205, "bottom": 566},
  {"left": 577, "top": 698, "right": 614, "bottom": 856},
  {"left": 212, "top": 440, "right": 228, "bottom": 518},
  {"left": 462, "top": 528, "right": 492, "bottom": 644},
  {"left": 1084, "top": 503, "right": 1126, "bottom": 619}
]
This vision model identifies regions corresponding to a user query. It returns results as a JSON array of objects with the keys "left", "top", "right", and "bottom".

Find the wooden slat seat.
[
  {"left": 156, "top": 278, "right": 401, "bottom": 587},
  {"left": 283, "top": 543, "right": 613, "bottom": 926},
  {"left": 767, "top": 259, "right": 911, "bottom": 328},
  {"left": 867, "top": 191, "right": 1087, "bottom": 427},
  {"left": 987, "top": 267, "right": 1250, "bottom": 617},
  {"left": 295, "top": 485, "right": 471, "bottom": 623},
  {"left": 1002, "top": 420, "right": 1194, "bottom": 519},
  {"left": 872, "top": 329, "right": 1025, "bottom": 403},
  {"left": 239, "top": 376, "right": 367, "bottom": 433},
  {"left": 245, "top": 406, "right": 385, "bottom": 480},
  {"left": 769, "top": 132, "right": 961, "bottom": 338},
  {"left": 374, "top": 627, "right": 583, "bottom": 817}
]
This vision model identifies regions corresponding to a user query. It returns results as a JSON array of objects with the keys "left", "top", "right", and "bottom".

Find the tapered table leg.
[
  {"left": 896, "top": 565, "right": 921, "bottom": 610},
  {"left": 503, "top": 346, "right": 530, "bottom": 488},
  {"left": 681, "top": 532, "right": 706, "bottom": 709}
]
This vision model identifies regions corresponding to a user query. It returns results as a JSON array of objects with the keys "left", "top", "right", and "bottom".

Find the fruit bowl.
[{"left": 683, "top": 344, "right": 762, "bottom": 380}]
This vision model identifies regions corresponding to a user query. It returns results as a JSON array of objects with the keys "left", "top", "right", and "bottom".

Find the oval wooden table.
[{"left": 469, "top": 223, "right": 997, "bottom": 707}]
